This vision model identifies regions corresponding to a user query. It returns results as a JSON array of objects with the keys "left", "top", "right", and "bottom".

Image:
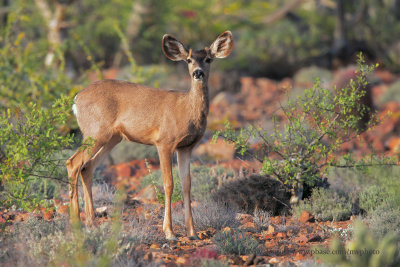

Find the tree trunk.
[
  {"left": 34, "top": 0, "right": 70, "bottom": 67},
  {"left": 333, "top": 0, "right": 348, "bottom": 57},
  {"left": 113, "top": 0, "right": 149, "bottom": 68}
]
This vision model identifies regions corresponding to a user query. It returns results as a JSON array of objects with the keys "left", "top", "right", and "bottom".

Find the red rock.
[
  {"left": 239, "top": 221, "right": 256, "bottom": 229},
  {"left": 276, "top": 232, "right": 287, "bottom": 238},
  {"left": 298, "top": 233, "right": 322, "bottom": 243},
  {"left": 150, "top": 243, "right": 160, "bottom": 249},
  {"left": 299, "top": 211, "right": 315, "bottom": 223},
  {"left": 43, "top": 210, "right": 54, "bottom": 221},
  {"left": 267, "top": 225, "right": 275, "bottom": 234},
  {"left": 295, "top": 252, "right": 305, "bottom": 260},
  {"left": 113, "top": 163, "right": 133, "bottom": 178},
  {"left": 386, "top": 137, "right": 400, "bottom": 154}
]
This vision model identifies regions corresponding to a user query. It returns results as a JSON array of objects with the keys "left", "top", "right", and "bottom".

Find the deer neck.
[{"left": 188, "top": 80, "right": 209, "bottom": 123}]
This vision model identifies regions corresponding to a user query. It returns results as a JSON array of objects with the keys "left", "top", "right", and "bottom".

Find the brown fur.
[{"left": 66, "top": 31, "right": 234, "bottom": 240}]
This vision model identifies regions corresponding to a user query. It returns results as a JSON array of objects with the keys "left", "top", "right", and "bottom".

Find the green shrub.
[
  {"left": 0, "top": 96, "right": 74, "bottom": 210},
  {"left": 215, "top": 55, "right": 380, "bottom": 200},
  {"left": 359, "top": 185, "right": 392, "bottom": 213},
  {"left": 365, "top": 203, "right": 400, "bottom": 240},
  {"left": 293, "top": 188, "right": 352, "bottom": 221},
  {"left": 315, "top": 221, "right": 400, "bottom": 267},
  {"left": 212, "top": 229, "right": 260, "bottom": 256}
]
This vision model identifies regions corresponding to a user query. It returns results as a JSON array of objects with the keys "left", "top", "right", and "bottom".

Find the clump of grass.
[
  {"left": 253, "top": 209, "right": 271, "bottom": 230},
  {"left": 212, "top": 229, "right": 261, "bottom": 255},
  {"left": 174, "top": 198, "right": 239, "bottom": 231},
  {"left": 293, "top": 188, "right": 352, "bottom": 221}
]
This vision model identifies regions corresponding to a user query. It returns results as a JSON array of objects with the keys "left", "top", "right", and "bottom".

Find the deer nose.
[{"left": 193, "top": 69, "right": 204, "bottom": 80}]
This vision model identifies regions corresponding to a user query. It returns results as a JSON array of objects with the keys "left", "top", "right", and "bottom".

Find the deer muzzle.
[{"left": 193, "top": 69, "right": 205, "bottom": 80}]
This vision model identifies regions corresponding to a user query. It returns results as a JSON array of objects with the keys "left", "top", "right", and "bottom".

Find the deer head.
[{"left": 162, "top": 31, "right": 234, "bottom": 83}]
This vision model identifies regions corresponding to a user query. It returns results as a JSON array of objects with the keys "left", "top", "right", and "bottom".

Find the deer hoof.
[{"left": 166, "top": 235, "right": 178, "bottom": 241}]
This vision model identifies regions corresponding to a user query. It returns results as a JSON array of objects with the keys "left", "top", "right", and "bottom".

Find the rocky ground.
[{"left": 1, "top": 65, "right": 399, "bottom": 266}]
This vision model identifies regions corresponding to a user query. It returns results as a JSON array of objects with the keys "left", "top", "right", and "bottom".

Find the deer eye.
[
  {"left": 187, "top": 58, "right": 192, "bottom": 63},
  {"left": 205, "top": 58, "right": 212, "bottom": 63}
]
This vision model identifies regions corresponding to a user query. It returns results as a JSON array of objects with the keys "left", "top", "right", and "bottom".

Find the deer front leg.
[
  {"left": 157, "top": 145, "right": 176, "bottom": 240},
  {"left": 177, "top": 148, "right": 198, "bottom": 239}
]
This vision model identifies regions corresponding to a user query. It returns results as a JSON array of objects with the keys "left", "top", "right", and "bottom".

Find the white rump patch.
[{"left": 72, "top": 95, "right": 78, "bottom": 117}]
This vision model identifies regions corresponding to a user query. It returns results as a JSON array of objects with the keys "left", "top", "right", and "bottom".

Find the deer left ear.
[{"left": 209, "top": 31, "right": 234, "bottom": 59}]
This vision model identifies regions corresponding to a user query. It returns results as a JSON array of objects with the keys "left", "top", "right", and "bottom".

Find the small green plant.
[
  {"left": 315, "top": 221, "right": 400, "bottom": 267},
  {"left": 214, "top": 54, "right": 383, "bottom": 200},
  {"left": 293, "top": 188, "right": 352, "bottom": 221},
  {"left": 212, "top": 229, "right": 260, "bottom": 255}
]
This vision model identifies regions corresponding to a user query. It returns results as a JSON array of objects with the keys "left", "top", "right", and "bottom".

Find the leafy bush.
[
  {"left": 315, "top": 221, "right": 400, "bottom": 267},
  {"left": 174, "top": 198, "right": 239, "bottom": 231},
  {"left": 293, "top": 188, "right": 352, "bottom": 221},
  {"left": 0, "top": 96, "right": 74, "bottom": 209},
  {"left": 215, "top": 55, "right": 380, "bottom": 201},
  {"left": 212, "top": 229, "right": 260, "bottom": 256}
]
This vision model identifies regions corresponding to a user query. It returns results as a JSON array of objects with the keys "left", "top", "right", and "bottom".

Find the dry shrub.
[
  {"left": 212, "top": 174, "right": 291, "bottom": 215},
  {"left": 173, "top": 198, "right": 239, "bottom": 231}
]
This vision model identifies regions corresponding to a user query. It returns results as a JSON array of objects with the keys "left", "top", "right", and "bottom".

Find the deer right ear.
[{"left": 162, "top": 34, "right": 188, "bottom": 61}]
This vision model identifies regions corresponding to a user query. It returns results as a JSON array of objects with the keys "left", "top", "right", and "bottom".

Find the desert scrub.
[
  {"left": 365, "top": 203, "right": 400, "bottom": 240},
  {"left": 315, "top": 221, "right": 400, "bottom": 267},
  {"left": 215, "top": 55, "right": 382, "bottom": 201},
  {"left": 358, "top": 185, "right": 392, "bottom": 213},
  {"left": 213, "top": 229, "right": 261, "bottom": 255},
  {"left": 293, "top": 188, "right": 352, "bottom": 221},
  {"left": 212, "top": 174, "right": 291, "bottom": 215},
  {"left": 174, "top": 198, "right": 239, "bottom": 231}
]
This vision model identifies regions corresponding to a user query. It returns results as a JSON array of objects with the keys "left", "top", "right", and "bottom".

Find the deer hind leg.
[
  {"left": 66, "top": 150, "right": 84, "bottom": 222},
  {"left": 80, "top": 135, "right": 122, "bottom": 225},
  {"left": 66, "top": 142, "right": 103, "bottom": 223},
  {"left": 157, "top": 145, "right": 176, "bottom": 240},
  {"left": 177, "top": 148, "right": 198, "bottom": 239}
]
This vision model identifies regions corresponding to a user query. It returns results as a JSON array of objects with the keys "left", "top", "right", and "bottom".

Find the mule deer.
[{"left": 66, "top": 31, "right": 234, "bottom": 240}]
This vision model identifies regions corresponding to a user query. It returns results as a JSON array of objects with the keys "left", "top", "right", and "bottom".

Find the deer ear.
[
  {"left": 162, "top": 34, "right": 188, "bottom": 61},
  {"left": 209, "top": 31, "right": 234, "bottom": 59}
]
